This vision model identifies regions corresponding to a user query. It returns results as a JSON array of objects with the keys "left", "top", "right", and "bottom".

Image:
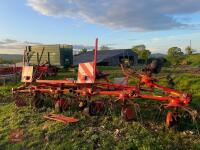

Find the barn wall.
[
  {"left": 134, "top": 55, "right": 138, "bottom": 65},
  {"left": 27, "top": 45, "right": 73, "bottom": 68},
  {"left": 60, "top": 45, "right": 73, "bottom": 68},
  {"left": 102, "top": 54, "right": 137, "bottom": 66},
  {"left": 108, "top": 56, "right": 120, "bottom": 66},
  {"left": 27, "top": 45, "right": 60, "bottom": 66}
]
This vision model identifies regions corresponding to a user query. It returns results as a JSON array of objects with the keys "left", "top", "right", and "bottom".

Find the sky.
[{"left": 0, "top": 0, "right": 200, "bottom": 54}]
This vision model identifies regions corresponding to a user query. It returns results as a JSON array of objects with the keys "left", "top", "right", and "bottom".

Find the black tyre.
[{"left": 150, "top": 59, "right": 163, "bottom": 74}]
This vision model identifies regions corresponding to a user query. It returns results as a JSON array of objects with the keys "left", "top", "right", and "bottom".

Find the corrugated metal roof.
[{"left": 73, "top": 49, "right": 137, "bottom": 66}]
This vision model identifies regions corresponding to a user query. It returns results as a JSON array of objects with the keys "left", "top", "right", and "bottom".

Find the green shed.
[{"left": 25, "top": 45, "right": 73, "bottom": 68}]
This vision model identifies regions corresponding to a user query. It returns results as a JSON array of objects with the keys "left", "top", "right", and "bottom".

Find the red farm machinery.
[
  {"left": 0, "top": 63, "right": 57, "bottom": 86},
  {"left": 12, "top": 38, "right": 197, "bottom": 128},
  {"left": 0, "top": 51, "right": 58, "bottom": 86},
  {"left": 0, "top": 65, "right": 22, "bottom": 85}
]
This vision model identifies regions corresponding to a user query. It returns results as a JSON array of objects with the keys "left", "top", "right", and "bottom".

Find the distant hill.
[
  {"left": 0, "top": 54, "right": 23, "bottom": 64},
  {"left": 150, "top": 53, "right": 166, "bottom": 58},
  {"left": 0, "top": 54, "right": 23, "bottom": 61}
]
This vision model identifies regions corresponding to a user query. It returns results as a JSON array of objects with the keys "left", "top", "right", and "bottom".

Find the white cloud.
[
  {"left": 0, "top": 39, "right": 41, "bottom": 54},
  {"left": 0, "top": 38, "right": 94, "bottom": 54},
  {"left": 27, "top": 0, "right": 200, "bottom": 31},
  {"left": 144, "top": 33, "right": 200, "bottom": 53}
]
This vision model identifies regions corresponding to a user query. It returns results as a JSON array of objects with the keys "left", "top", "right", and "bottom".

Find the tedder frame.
[{"left": 12, "top": 38, "right": 197, "bottom": 128}]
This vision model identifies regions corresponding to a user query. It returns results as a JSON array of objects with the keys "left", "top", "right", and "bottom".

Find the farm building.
[
  {"left": 25, "top": 45, "right": 73, "bottom": 68},
  {"left": 73, "top": 49, "right": 138, "bottom": 66}
]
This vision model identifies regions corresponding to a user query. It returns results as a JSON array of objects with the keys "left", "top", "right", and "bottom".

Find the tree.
[
  {"left": 185, "top": 46, "right": 195, "bottom": 55},
  {"left": 168, "top": 47, "right": 183, "bottom": 57},
  {"left": 80, "top": 48, "right": 87, "bottom": 53},
  {"left": 167, "top": 47, "right": 184, "bottom": 65},
  {"left": 132, "top": 45, "right": 146, "bottom": 52},
  {"left": 140, "top": 50, "right": 151, "bottom": 61},
  {"left": 132, "top": 45, "right": 151, "bottom": 63},
  {"left": 100, "top": 45, "right": 110, "bottom": 51}
]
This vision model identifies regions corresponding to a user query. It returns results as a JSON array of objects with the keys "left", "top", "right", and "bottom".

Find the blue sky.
[{"left": 0, "top": 0, "right": 200, "bottom": 54}]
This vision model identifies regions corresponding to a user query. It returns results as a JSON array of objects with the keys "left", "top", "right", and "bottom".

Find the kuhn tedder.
[{"left": 12, "top": 39, "right": 197, "bottom": 128}]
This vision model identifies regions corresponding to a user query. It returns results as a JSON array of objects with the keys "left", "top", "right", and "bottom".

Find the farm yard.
[
  {"left": 1, "top": 1, "right": 200, "bottom": 149},
  {"left": 0, "top": 65, "right": 200, "bottom": 150}
]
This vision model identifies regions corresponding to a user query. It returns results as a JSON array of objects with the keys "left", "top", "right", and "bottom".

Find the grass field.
[
  {"left": 185, "top": 54, "right": 200, "bottom": 67},
  {"left": 0, "top": 66, "right": 200, "bottom": 150}
]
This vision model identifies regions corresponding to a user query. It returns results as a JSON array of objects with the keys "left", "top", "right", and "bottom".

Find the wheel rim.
[{"left": 121, "top": 106, "right": 135, "bottom": 121}]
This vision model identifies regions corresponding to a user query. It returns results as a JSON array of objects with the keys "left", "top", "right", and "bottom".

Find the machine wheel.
[
  {"left": 150, "top": 59, "right": 163, "bottom": 74},
  {"left": 54, "top": 99, "right": 69, "bottom": 113},
  {"left": 31, "top": 93, "right": 44, "bottom": 108},
  {"left": 89, "top": 101, "right": 105, "bottom": 116},
  {"left": 121, "top": 106, "right": 136, "bottom": 121},
  {"left": 14, "top": 94, "right": 27, "bottom": 107},
  {"left": 79, "top": 100, "right": 87, "bottom": 111}
]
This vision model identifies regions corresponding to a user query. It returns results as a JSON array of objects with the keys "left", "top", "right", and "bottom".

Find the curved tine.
[
  {"left": 153, "top": 104, "right": 166, "bottom": 123},
  {"left": 164, "top": 105, "right": 198, "bottom": 124},
  {"left": 120, "top": 64, "right": 139, "bottom": 79},
  {"left": 180, "top": 106, "right": 200, "bottom": 135},
  {"left": 194, "top": 120, "right": 200, "bottom": 135},
  {"left": 180, "top": 106, "right": 198, "bottom": 122},
  {"left": 106, "top": 98, "right": 113, "bottom": 116},
  {"left": 133, "top": 103, "right": 143, "bottom": 123},
  {"left": 120, "top": 64, "right": 130, "bottom": 75}
]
